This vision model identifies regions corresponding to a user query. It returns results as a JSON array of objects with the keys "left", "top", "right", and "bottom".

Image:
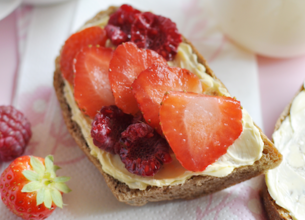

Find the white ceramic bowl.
[
  {"left": 210, "top": 0, "right": 305, "bottom": 58},
  {"left": 23, "top": 0, "right": 73, "bottom": 5},
  {"left": 0, "top": 0, "right": 22, "bottom": 20}
]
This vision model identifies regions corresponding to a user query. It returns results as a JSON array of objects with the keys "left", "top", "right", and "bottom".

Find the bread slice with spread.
[
  {"left": 53, "top": 5, "right": 282, "bottom": 206},
  {"left": 262, "top": 84, "right": 305, "bottom": 220}
]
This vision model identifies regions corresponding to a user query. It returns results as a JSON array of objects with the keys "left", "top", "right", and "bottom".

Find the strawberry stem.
[{"left": 21, "top": 155, "right": 71, "bottom": 209}]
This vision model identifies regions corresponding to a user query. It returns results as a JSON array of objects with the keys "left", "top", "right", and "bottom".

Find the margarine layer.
[
  {"left": 266, "top": 87, "right": 305, "bottom": 220},
  {"left": 168, "top": 43, "right": 230, "bottom": 97},
  {"left": 63, "top": 39, "right": 263, "bottom": 190}
]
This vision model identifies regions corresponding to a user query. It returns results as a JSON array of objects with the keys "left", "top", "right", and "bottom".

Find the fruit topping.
[
  {"left": 160, "top": 92, "right": 243, "bottom": 172},
  {"left": 132, "top": 64, "right": 203, "bottom": 134},
  {"left": 105, "top": 4, "right": 140, "bottom": 45},
  {"left": 0, "top": 106, "right": 31, "bottom": 162},
  {"left": 105, "top": 25, "right": 128, "bottom": 46},
  {"left": 74, "top": 46, "right": 114, "bottom": 118},
  {"left": 109, "top": 42, "right": 167, "bottom": 115},
  {"left": 60, "top": 26, "right": 107, "bottom": 84},
  {"left": 131, "top": 12, "right": 182, "bottom": 61},
  {"left": 0, "top": 155, "right": 71, "bottom": 220},
  {"left": 120, "top": 123, "right": 172, "bottom": 176},
  {"left": 132, "top": 111, "right": 144, "bottom": 124},
  {"left": 91, "top": 105, "right": 133, "bottom": 154}
]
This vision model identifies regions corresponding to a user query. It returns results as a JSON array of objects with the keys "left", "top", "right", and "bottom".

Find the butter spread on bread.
[{"left": 266, "top": 84, "right": 305, "bottom": 220}]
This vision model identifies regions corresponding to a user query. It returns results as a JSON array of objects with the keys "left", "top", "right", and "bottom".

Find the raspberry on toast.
[
  {"left": 119, "top": 122, "right": 172, "bottom": 176},
  {"left": 91, "top": 105, "right": 133, "bottom": 154},
  {"left": 131, "top": 12, "right": 182, "bottom": 61},
  {"left": 105, "top": 4, "right": 141, "bottom": 45}
]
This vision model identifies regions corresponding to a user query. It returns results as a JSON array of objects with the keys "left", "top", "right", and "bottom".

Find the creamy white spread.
[
  {"left": 63, "top": 15, "right": 264, "bottom": 190},
  {"left": 168, "top": 43, "right": 230, "bottom": 97},
  {"left": 65, "top": 80, "right": 262, "bottom": 189},
  {"left": 266, "top": 85, "right": 305, "bottom": 220}
]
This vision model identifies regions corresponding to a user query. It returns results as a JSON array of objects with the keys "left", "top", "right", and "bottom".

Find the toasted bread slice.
[
  {"left": 53, "top": 6, "right": 282, "bottom": 206},
  {"left": 261, "top": 185, "right": 292, "bottom": 220},
  {"left": 261, "top": 86, "right": 304, "bottom": 220}
]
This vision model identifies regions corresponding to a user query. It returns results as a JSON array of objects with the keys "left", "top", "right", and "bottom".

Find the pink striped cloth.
[
  {"left": 3, "top": 0, "right": 305, "bottom": 219},
  {"left": 0, "top": 5, "right": 32, "bottom": 105},
  {"left": 16, "top": 5, "right": 33, "bottom": 57}
]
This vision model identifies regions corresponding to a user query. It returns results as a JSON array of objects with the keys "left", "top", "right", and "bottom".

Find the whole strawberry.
[
  {"left": 0, "top": 105, "right": 32, "bottom": 161},
  {"left": 0, "top": 155, "right": 71, "bottom": 220}
]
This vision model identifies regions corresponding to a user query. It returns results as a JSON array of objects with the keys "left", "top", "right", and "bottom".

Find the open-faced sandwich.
[
  {"left": 262, "top": 83, "right": 305, "bottom": 220},
  {"left": 53, "top": 4, "right": 282, "bottom": 206}
]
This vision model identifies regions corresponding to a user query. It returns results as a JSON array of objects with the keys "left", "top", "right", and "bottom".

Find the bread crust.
[
  {"left": 53, "top": 6, "right": 282, "bottom": 206},
  {"left": 261, "top": 185, "right": 292, "bottom": 220},
  {"left": 261, "top": 86, "right": 304, "bottom": 220}
]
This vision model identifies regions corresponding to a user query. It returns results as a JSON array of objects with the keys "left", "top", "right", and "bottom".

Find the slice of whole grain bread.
[
  {"left": 53, "top": 6, "right": 282, "bottom": 206},
  {"left": 261, "top": 185, "right": 292, "bottom": 220},
  {"left": 260, "top": 86, "right": 304, "bottom": 220}
]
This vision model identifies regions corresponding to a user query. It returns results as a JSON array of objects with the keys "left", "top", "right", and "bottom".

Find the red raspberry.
[
  {"left": 120, "top": 123, "right": 172, "bottom": 176},
  {"left": 105, "top": 4, "right": 141, "bottom": 45},
  {"left": 105, "top": 25, "right": 128, "bottom": 46},
  {"left": 131, "top": 12, "right": 182, "bottom": 61},
  {"left": 132, "top": 111, "right": 144, "bottom": 124},
  {"left": 91, "top": 105, "right": 133, "bottom": 154},
  {"left": 0, "top": 106, "right": 32, "bottom": 162}
]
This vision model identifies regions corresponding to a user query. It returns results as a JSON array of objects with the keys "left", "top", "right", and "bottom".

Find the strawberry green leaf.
[
  {"left": 54, "top": 176, "right": 70, "bottom": 183},
  {"left": 53, "top": 165, "right": 61, "bottom": 172},
  {"left": 45, "top": 155, "right": 56, "bottom": 178},
  {"left": 30, "top": 156, "right": 45, "bottom": 177},
  {"left": 44, "top": 189, "right": 52, "bottom": 209},
  {"left": 21, "top": 181, "right": 43, "bottom": 193},
  {"left": 54, "top": 182, "right": 72, "bottom": 194},
  {"left": 51, "top": 189, "right": 63, "bottom": 208},
  {"left": 37, "top": 187, "right": 45, "bottom": 206},
  {"left": 22, "top": 170, "right": 39, "bottom": 181},
  {"left": 45, "top": 155, "right": 54, "bottom": 171},
  {"left": 21, "top": 155, "right": 71, "bottom": 209}
]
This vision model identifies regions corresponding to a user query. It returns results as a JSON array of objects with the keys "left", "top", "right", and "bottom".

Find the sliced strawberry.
[
  {"left": 160, "top": 92, "right": 243, "bottom": 172},
  {"left": 60, "top": 26, "right": 107, "bottom": 84},
  {"left": 74, "top": 46, "right": 114, "bottom": 118},
  {"left": 108, "top": 42, "right": 167, "bottom": 115},
  {"left": 132, "top": 64, "right": 203, "bottom": 134}
]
